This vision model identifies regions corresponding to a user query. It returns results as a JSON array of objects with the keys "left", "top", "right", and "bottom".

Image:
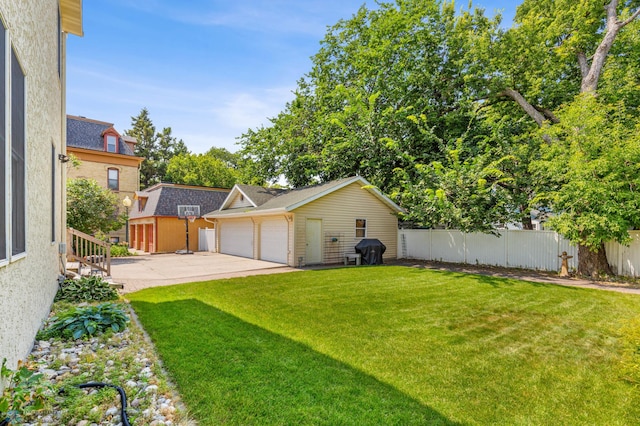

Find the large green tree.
[
  {"left": 165, "top": 153, "right": 239, "bottom": 188},
  {"left": 125, "top": 108, "right": 189, "bottom": 188},
  {"left": 531, "top": 95, "right": 640, "bottom": 276},
  {"left": 239, "top": 0, "right": 499, "bottom": 191},
  {"left": 487, "top": 0, "right": 640, "bottom": 275},
  {"left": 238, "top": 0, "right": 640, "bottom": 276},
  {"left": 67, "top": 178, "right": 125, "bottom": 235}
]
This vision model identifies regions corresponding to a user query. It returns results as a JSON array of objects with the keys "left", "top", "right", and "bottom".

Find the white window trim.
[
  {"left": 355, "top": 218, "right": 367, "bottom": 238},
  {"left": 2, "top": 27, "right": 28, "bottom": 264},
  {"left": 10, "top": 42, "right": 27, "bottom": 262},
  {"left": 0, "top": 17, "right": 7, "bottom": 267}
]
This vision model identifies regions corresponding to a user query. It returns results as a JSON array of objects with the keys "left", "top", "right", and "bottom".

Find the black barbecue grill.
[{"left": 355, "top": 238, "right": 386, "bottom": 265}]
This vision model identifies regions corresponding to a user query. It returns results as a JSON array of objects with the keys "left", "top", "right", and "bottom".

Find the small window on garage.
[{"left": 355, "top": 219, "right": 367, "bottom": 238}]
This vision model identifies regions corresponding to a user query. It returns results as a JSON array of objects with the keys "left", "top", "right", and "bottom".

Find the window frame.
[
  {"left": 0, "top": 19, "right": 6, "bottom": 266},
  {"left": 10, "top": 42, "right": 26, "bottom": 259},
  {"left": 51, "top": 144, "right": 56, "bottom": 242},
  {"left": 104, "top": 132, "right": 118, "bottom": 153},
  {"left": 355, "top": 218, "right": 367, "bottom": 238},
  {"left": 107, "top": 167, "right": 119, "bottom": 191}
]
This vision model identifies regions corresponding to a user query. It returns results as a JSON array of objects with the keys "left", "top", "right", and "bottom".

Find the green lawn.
[{"left": 127, "top": 266, "right": 640, "bottom": 425}]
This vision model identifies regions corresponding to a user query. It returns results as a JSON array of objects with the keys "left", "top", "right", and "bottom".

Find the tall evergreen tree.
[{"left": 125, "top": 108, "right": 190, "bottom": 188}]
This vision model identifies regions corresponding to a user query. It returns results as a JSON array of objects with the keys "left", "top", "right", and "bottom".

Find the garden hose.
[{"left": 67, "top": 382, "right": 131, "bottom": 426}]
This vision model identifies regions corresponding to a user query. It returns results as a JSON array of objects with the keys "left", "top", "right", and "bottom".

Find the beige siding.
[
  {"left": 228, "top": 192, "right": 253, "bottom": 208},
  {"left": 0, "top": 1, "right": 68, "bottom": 370},
  {"left": 292, "top": 182, "right": 398, "bottom": 265}
]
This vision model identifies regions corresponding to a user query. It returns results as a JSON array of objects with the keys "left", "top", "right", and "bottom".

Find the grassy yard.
[{"left": 127, "top": 266, "right": 640, "bottom": 425}]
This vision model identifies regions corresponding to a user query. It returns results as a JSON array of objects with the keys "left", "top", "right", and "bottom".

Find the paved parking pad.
[{"left": 111, "top": 252, "right": 299, "bottom": 293}]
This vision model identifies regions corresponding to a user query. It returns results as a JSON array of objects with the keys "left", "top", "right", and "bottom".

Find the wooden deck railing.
[{"left": 67, "top": 228, "right": 111, "bottom": 276}]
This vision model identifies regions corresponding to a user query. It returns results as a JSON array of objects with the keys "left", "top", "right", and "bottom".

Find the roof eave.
[
  {"left": 60, "top": 0, "right": 83, "bottom": 36},
  {"left": 204, "top": 207, "right": 287, "bottom": 219},
  {"left": 285, "top": 176, "right": 403, "bottom": 213},
  {"left": 219, "top": 185, "right": 258, "bottom": 210}
]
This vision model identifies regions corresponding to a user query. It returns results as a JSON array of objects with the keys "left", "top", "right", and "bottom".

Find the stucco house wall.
[{"left": 0, "top": 0, "right": 81, "bottom": 370}]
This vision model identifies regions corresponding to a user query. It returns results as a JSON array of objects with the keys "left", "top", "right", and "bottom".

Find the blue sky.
[{"left": 67, "top": 1, "right": 515, "bottom": 154}]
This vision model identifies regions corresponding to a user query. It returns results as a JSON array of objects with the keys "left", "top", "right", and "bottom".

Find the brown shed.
[{"left": 129, "top": 183, "right": 230, "bottom": 253}]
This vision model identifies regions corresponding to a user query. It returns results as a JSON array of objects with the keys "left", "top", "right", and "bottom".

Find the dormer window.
[
  {"left": 106, "top": 135, "right": 117, "bottom": 153},
  {"left": 103, "top": 127, "right": 120, "bottom": 153}
]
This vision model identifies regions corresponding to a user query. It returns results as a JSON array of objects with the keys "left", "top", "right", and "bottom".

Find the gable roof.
[
  {"left": 205, "top": 176, "right": 403, "bottom": 218},
  {"left": 66, "top": 115, "right": 137, "bottom": 156},
  {"left": 130, "top": 183, "right": 231, "bottom": 219}
]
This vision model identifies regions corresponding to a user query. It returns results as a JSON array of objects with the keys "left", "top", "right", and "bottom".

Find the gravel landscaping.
[{"left": 21, "top": 303, "right": 195, "bottom": 426}]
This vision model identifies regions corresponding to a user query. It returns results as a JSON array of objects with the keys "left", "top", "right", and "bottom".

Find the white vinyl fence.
[
  {"left": 399, "top": 229, "right": 640, "bottom": 276},
  {"left": 198, "top": 227, "right": 216, "bottom": 252}
]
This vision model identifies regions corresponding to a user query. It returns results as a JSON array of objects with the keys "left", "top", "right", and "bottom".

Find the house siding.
[
  {"left": 292, "top": 182, "right": 398, "bottom": 265},
  {"left": 0, "top": 0, "right": 68, "bottom": 370},
  {"left": 228, "top": 193, "right": 253, "bottom": 209}
]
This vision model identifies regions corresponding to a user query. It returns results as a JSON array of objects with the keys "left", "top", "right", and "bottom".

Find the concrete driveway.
[{"left": 110, "top": 252, "right": 299, "bottom": 293}]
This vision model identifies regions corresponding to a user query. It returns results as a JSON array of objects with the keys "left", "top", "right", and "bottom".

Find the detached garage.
[
  {"left": 259, "top": 218, "right": 289, "bottom": 263},
  {"left": 219, "top": 219, "right": 253, "bottom": 258},
  {"left": 204, "top": 176, "right": 402, "bottom": 267}
]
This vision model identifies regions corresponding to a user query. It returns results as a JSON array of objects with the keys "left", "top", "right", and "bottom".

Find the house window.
[
  {"left": 0, "top": 21, "right": 6, "bottom": 262},
  {"left": 355, "top": 219, "right": 367, "bottom": 238},
  {"left": 108, "top": 168, "right": 119, "bottom": 190},
  {"left": 57, "top": 7, "right": 61, "bottom": 78},
  {"left": 110, "top": 236, "right": 120, "bottom": 244},
  {"left": 11, "top": 46, "right": 26, "bottom": 257},
  {"left": 138, "top": 197, "right": 147, "bottom": 211},
  {"left": 51, "top": 145, "right": 56, "bottom": 242},
  {"left": 106, "top": 134, "right": 117, "bottom": 153}
]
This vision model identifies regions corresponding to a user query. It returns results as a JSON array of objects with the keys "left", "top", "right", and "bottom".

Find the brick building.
[{"left": 66, "top": 115, "right": 143, "bottom": 243}]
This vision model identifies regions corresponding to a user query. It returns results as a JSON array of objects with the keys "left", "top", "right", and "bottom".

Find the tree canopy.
[
  {"left": 165, "top": 152, "right": 240, "bottom": 188},
  {"left": 67, "top": 178, "right": 126, "bottom": 236},
  {"left": 237, "top": 0, "right": 640, "bottom": 276},
  {"left": 125, "top": 108, "right": 189, "bottom": 189}
]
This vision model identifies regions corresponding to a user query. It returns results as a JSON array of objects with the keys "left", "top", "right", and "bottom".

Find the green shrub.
[
  {"left": 111, "top": 242, "right": 133, "bottom": 257},
  {"left": 43, "top": 303, "right": 129, "bottom": 340},
  {"left": 0, "top": 359, "right": 51, "bottom": 424},
  {"left": 55, "top": 276, "right": 118, "bottom": 302}
]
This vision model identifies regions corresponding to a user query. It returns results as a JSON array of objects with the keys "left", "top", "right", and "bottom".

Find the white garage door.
[
  {"left": 260, "top": 218, "right": 288, "bottom": 264},
  {"left": 219, "top": 220, "right": 253, "bottom": 258}
]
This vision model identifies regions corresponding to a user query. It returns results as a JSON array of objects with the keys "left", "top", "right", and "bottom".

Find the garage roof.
[{"left": 205, "top": 176, "right": 403, "bottom": 218}]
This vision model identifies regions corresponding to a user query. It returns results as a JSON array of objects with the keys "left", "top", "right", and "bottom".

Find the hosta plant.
[
  {"left": 55, "top": 276, "right": 118, "bottom": 302},
  {"left": 43, "top": 303, "right": 129, "bottom": 340}
]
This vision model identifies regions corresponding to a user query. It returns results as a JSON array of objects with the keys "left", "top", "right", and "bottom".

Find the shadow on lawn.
[
  {"left": 131, "top": 299, "right": 461, "bottom": 426},
  {"left": 401, "top": 264, "right": 579, "bottom": 291}
]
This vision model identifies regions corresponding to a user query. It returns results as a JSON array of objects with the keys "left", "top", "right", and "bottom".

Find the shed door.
[
  {"left": 219, "top": 219, "right": 253, "bottom": 258},
  {"left": 306, "top": 219, "right": 323, "bottom": 264},
  {"left": 260, "top": 218, "right": 288, "bottom": 264}
]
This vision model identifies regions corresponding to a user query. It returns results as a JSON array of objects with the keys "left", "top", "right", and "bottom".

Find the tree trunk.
[
  {"left": 521, "top": 214, "right": 533, "bottom": 230},
  {"left": 577, "top": 243, "right": 613, "bottom": 278}
]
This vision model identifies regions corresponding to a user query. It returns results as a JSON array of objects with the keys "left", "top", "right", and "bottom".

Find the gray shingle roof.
[
  {"left": 130, "top": 184, "right": 230, "bottom": 218},
  {"left": 255, "top": 177, "right": 358, "bottom": 210},
  {"left": 66, "top": 115, "right": 136, "bottom": 156},
  {"left": 208, "top": 176, "right": 402, "bottom": 217},
  {"left": 235, "top": 184, "right": 285, "bottom": 206}
]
